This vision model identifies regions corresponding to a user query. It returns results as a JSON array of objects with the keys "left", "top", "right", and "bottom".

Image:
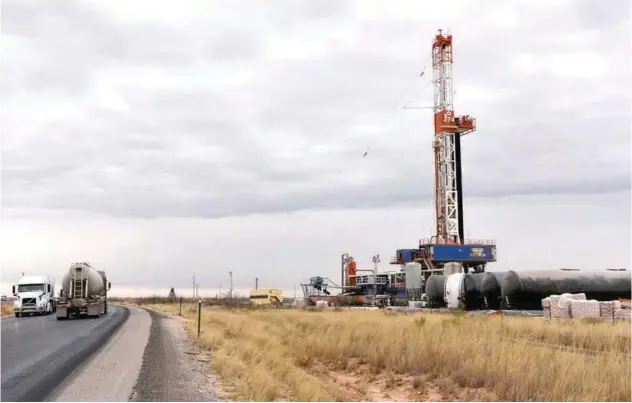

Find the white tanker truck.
[{"left": 56, "top": 262, "right": 111, "bottom": 320}]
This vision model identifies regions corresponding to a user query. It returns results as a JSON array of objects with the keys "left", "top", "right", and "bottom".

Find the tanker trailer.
[
  {"left": 480, "top": 271, "right": 507, "bottom": 309},
  {"left": 56, "top": 262, "right": 111, "bottom": 320},
  {"left": 97, "top": 270, "right": 110, "bottom": 315},
  {"left": 443, "top": 272, "right": 484, "bottom": 310},
  {"left": 424, "top": 274, "right": 446, "bottom": 308},
  {"left": 501, "top": 269, "right": 632, "bottom": 310}
]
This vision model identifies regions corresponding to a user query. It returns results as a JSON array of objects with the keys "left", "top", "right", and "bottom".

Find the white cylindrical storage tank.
[{"left": 444, "top": 273, "right": 466, "bottom": 309}]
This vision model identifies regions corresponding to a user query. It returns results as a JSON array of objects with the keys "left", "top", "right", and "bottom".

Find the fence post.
[
  {"left": 197, "top": 299, "right": 202, "bottom": 338},
  {"left": 612, "top": 303, "right": 615, "bottom": 324},
  {"left": 498, "top": 296, "right": 504, "bottom": 340},
  {"left": 179, "top": 297, "right": 183, "bottom": 316}
]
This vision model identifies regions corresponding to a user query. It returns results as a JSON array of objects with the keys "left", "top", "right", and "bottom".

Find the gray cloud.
[{"left": 1, "top": 0, "right": 630, "bottom": 220}]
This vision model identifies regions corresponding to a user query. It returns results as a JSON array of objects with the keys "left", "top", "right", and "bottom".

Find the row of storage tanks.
[{"left": 421, "top": 268, "right": 632, "bottom": 310}]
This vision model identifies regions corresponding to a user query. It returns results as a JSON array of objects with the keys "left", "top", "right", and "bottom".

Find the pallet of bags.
[
  {"left": 553, "top": 294, "right": 573, "bottom": 318},
  {"left": 570, "top": 299, "right": 600, "bottom": 319},
  {"left": 542, "top": 297, "right": 552, "bottom": 317},
  {"left": 599, "top": 301, "right": 622, "bottom": 319},
  {"left": 615, "top": 300, "right": 630, "bottom": 320},
  {"left": 548, "top": 294, "right": 563, "bottom": 318},
  {"left": 615, "top": 309, "right": 631, "bottom": 320}
]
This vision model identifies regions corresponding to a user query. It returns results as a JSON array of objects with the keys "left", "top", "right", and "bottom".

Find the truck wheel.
[{"left": 15, "top": 313, "right": 21, "bottom": 318}]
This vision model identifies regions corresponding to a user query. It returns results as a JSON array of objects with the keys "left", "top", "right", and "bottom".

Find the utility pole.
[
  {"left": 372, "top": 254, "right": 381, "bottom": 306},
  {"left": 229, "top": 271, "right": 233, "bottom": 299},
  {"left": 255, "top": 277, "right": 259, "bottom": 290},
  {"left": 192, "top": 274, "right": 196, "bottom": 299}
]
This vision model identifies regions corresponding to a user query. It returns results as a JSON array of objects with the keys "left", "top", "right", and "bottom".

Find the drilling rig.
[{"left": 391, "top": 29, "right": 497, "bottom": 280}]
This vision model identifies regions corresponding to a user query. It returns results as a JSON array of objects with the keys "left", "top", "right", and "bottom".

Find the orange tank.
[{"left": 348, "top": 260, "right": 357, "bottom": 286}]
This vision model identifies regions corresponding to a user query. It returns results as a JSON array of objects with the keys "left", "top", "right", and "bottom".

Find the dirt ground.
[{"left": 315, "top": 359, "right": 498, "bottom": 402}]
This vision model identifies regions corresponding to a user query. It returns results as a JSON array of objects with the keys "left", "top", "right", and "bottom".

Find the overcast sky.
[{"left": 1, "top": 0, "right": 630, "bottom": 297}]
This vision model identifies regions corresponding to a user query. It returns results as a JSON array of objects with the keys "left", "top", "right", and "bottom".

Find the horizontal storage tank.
[
  {"left": 481, "top": 271, "right": 507, "bottom": 309},
  {"left": 467, "top": 272, "right": 486, "bottom": 310},
  {"left": 424, "top": 274, "right": 446, "bottom": 308},
  {"left": 501, "top": 269, "right": 632, "bottom": 310},
  {"left": 444, "top": 273, "right": 463, "bottom": 309},
  {"left": 444, "top": 273, "right": 484, "bottom": 310}
]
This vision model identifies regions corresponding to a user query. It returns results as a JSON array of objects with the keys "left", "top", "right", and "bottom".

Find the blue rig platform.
[{"left": 390, "top": 237, "right": 497, "bottom": 275}]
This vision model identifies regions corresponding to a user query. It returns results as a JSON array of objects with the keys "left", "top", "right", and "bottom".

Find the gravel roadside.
[{"left": 131, "top": 308, "right": 226, "bottom": 402}]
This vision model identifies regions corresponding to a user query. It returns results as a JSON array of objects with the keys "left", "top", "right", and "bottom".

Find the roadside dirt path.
[{"left": 131, "top": 309, "right": 226, "bottom": 402}]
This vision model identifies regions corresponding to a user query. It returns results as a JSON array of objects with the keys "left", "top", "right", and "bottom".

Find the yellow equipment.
[{"left": 249, "top": 289, "right": 283, "bottom": 306}]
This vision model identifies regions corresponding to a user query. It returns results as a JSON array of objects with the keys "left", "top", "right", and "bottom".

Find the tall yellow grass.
[
  {"left": 1, "top": 302, "right": 14, "bottom": 317},
  {"left": 149, "top": 304, "right": 631, "bottom": 402}
]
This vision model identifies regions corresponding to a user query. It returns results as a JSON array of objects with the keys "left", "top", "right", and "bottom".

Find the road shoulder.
[
  {"left": 131, "top": 308, "right": 226, "bottom": 402},
  {"left": 47, "top": 306, "right": 150, "bottom": 402}
]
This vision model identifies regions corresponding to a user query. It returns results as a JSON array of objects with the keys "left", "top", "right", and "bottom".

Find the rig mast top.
[{"left": 431, "top": 29, "right": 476, "bottom": 245}]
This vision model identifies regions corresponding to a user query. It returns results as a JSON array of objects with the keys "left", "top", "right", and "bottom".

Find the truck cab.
[{"left": 12, "top": 276, "right": 56, "bottom": 317}]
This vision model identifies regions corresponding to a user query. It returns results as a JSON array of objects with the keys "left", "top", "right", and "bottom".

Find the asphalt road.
[{"left": 1, "top": 306, "right": 129, "bottom": 402}]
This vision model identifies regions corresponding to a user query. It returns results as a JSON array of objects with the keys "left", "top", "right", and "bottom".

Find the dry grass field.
[
  {"left": 1, "top": 302, "right": 14, "bottom": 317},
  {"left": 138, "top": 302, "right": 631, "bottom": 402}
]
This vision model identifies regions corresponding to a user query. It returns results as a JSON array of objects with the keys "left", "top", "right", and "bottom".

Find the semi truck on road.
[
  {"left": 12, "top": 275, "right": 57, "bottom": 317},
  {"left": 57, "top": 262, "right": 111, "bottom": 320}
]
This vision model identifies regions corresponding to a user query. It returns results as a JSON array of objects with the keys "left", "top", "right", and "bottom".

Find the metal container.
[
  {"left": 501, "top": 269, "right": 632, "bottom": 310},
  {"left": 480, "top": 271, "right": 506, "bottom": 309},
  {"left": 431, "top": 245, "right": 496, "bottom": 262},
  {"left": 396, "top": 249, "right": 418, "bottom": 263},
  {"left": 424, "top": 274, "right": 446, "bottom": 308},
  {"left": 405, "top": 262, "right": 423, "bottom": 290}
]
